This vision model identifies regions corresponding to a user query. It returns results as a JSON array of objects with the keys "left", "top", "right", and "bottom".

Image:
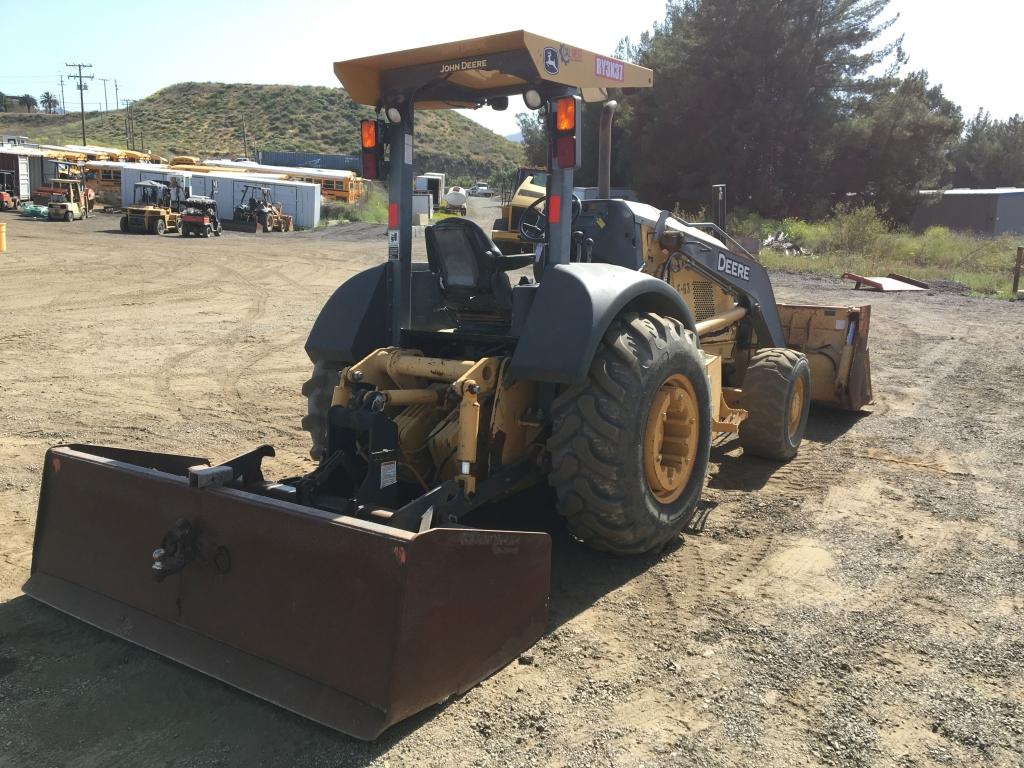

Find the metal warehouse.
[
  {"left": 912, "top": 188, "right": 1024, "bottom": 236},
  {"left": 101, "top": 162, "right": 322, "bottom": 229}
]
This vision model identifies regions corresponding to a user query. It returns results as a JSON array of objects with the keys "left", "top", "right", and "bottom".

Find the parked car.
[{"left": 468, "top": 183, "right": 494, "bottom": 197}]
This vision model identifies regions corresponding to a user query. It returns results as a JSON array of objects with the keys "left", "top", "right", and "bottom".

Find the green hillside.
[{"left": 0, "top": 82, "right": 523, "bottom": 181}]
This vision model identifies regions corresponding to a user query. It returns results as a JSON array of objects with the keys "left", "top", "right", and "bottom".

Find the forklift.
[{"left": 0, "top": 170, "right": 20, "bottom": 210}]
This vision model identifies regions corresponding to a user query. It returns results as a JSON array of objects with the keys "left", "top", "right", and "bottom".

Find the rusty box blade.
[{"left": 24, "top": 445, "right": 551, "bottom": 740}]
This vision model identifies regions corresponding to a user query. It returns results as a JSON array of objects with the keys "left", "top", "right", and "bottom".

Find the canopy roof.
[{"left": 335, "top": 30, "right": 652, "bottom": 109}]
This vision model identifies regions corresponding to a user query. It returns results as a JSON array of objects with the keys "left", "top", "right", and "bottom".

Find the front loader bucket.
[
  {"left": 778, "top": 303, "right": 873, "bottom": 410},
  {"left": 221, "top": 219, "right": 259, "bottom": 233},
  {"left": 24, "top": 445, "right": 550, "bottom": 740}
]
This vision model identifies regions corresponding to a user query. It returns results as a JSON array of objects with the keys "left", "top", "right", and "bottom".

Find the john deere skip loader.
[{"left": 25, "top": 31, "right": 872, "bottom": 740}]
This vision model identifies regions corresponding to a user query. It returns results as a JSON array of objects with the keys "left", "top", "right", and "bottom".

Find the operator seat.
[{"left": 425, "top": 218, "right": 532, "bottom": 333}]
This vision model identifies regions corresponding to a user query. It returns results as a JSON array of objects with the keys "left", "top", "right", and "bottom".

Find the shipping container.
[
  {"left": 258, "top": 150, "right": 361, "bottom": 173},
  {"left": 0, "top": 147, "right": 44, "bottom": 201}
]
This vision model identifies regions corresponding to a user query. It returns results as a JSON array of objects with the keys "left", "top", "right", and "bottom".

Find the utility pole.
[
  {"left": 59, "top": 75, "right": 66, "bottom": 115},
  {"left": 114, "top": 80, "right": 119, "bottom": 110},
  {"left": 122, "top": 99, "right": 136, "bottom": 150},
  {"left": 66, "top": 63, "right": 94, "bottom": 145},
  {"left": 241, "top": 118, "right": 249, "bottom": 159},
  {"left": 99, "top": 78, "right": 110, "bottom": 111}
]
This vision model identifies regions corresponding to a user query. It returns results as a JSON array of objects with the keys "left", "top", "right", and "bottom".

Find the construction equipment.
[
  {"left": 47, "top": 193, "right": 83, "bottom": 222},
  {"left": 40, "top": 171, "right": 90, "bottom": 223},
  {"left": 491, "top": 167, "right": 546, "bottom": 253},
  {"left": 0, "top": 170, "right": 20, "bottom": 210},
  {"left": 119, "top": 180, "right": 183, "bottom": 235},
  {"left": 32, "top": 178, "right": 92, "bottom": 211},
  {"left": 46, "top": 181, "right": 92, "bottom": 225},
  {"left": 224, "top": 184, "right": 293, "bottom": 232},
  {"left": 179, "top": 196, "right": 222, "bottom": 238},
  {"left": 25, "top": 31, "right": 872, "bottom": 741}
]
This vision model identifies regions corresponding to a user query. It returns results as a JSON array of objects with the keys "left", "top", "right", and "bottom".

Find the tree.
[
  {"left": 0, "top": 92, "right": 7, "bottom": 112},
  {"left": 620, "top": 0, "right": 901, "bottom": 218},
  {"left": 18, "top": 94, "right": 38, "bottom": 113},
  {"left": 39, "top": 92, "right": 59, "bottom": 114},
  {"left": 515, "top": 111, "right": 547, "bottom": 167},
  {"left": 947, "top": 112, "right": 1024, "bottom": 189},
  {"left": 829, "top": 71, "right": 963, "bottom": 220}
]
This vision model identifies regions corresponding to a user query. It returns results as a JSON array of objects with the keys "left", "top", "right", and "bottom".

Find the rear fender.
[
  {"left": 509, "top": 263, "right": 697, "bottom": 384},
  {"left": 305, "top": 264, "right": 389, "bottom": 364}
]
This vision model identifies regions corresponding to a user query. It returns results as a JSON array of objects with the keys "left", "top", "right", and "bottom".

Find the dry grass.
[{"left": 731, "top": 206, "right": 1023, "bottom": 299}]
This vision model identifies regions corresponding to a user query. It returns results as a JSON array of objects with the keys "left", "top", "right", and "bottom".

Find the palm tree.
[
  {"left": 18, "top": 94, "right": 38, "bottom": 113},
  {"left": 39, "top": 92, "right": 59, "bottom": 114}
]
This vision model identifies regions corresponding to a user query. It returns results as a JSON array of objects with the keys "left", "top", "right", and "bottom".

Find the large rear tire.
[
  {"left": 154, "top": 218, "right": 166, "bottom": 236},
  {"left": 301, "top": 360, "right": 344, "bottom": 460},
  {"left": 738, "top": 348, "right": 810, "bottom": 461},
  {"left": 548, "top": 312, "right": 711, "bottom": 555},
  {"left": 120, "top": 216, "right": 128, "bottom": 233}
]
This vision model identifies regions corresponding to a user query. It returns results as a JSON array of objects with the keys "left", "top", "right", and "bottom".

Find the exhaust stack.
[{"left": 598, "top": 100, "right": 617, "bottom": 199}]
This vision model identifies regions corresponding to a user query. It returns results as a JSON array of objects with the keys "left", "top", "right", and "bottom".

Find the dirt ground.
[{"left": 0, "top": 204, "right": 1022, "bottom": 768}]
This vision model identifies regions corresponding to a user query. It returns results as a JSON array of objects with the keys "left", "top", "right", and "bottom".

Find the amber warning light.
[
  {"left": 553, "top": 97, "right": 581, "bottom": 170},
  {"left": 361, "top": 120, "right": 383, "bottom": 179}
]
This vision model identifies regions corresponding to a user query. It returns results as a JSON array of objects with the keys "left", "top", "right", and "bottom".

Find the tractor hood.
[{"left": 334, "top": 30, "right": 653, "bottom": 109}]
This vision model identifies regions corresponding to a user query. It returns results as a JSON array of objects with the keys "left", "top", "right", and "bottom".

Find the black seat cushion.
[{"left": 425, "top": 218, "right": 532, "bottom": 327}]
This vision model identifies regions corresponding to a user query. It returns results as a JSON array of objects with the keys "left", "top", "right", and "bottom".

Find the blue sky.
[{"left": 1, "top": 0, "right": 1020, "bottom": 137}]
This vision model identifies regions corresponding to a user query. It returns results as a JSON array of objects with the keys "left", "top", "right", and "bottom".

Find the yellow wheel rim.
[
  {"left": 788, "top": 376, "right": 806, "bottom": 440},
  {"left": 643, "top": 374, "right": 699, "bottom": 504}
]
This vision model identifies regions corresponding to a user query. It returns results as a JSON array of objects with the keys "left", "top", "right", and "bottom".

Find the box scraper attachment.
[{"left": 24, "top": 445, "right": 550, "bottom": 739}]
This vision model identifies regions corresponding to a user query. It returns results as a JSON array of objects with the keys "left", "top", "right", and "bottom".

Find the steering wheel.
[{"left": 518, "top": 194, "right": 582, "bottom": 243}]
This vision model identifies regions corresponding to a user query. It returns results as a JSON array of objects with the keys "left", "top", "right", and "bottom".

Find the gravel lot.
[{"left": 0, "top": 203, "right": 1022, "bottom": 767}]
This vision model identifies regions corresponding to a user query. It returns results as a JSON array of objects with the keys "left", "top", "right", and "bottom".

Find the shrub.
[
  {"left": 825, "top": 205, "right": 888, "bottom": 254},
  {"left": 320, "top": 181, "right": 388, "bottom": 224}
]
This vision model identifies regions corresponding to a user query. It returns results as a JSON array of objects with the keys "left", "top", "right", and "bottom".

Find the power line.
[{"left": 66, "top": 63, "right": 94, "bottom": 145}]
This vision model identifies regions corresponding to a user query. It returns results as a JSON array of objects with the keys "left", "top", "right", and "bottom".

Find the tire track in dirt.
[{"left": 154, "top": 261, "right": 269, "bottom": 417}]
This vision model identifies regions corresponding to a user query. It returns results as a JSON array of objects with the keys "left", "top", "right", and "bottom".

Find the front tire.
[
  {"left": 154, "top": 218, "right": 166, "bottom": 235},
  {"left": 301, "top": 360, "right": 344, "bottom": 460},
  {"left": 548, "top": 312, "right": 711, "bottom": 555},
  {"left": 738, "top": 348, "right": 810, "bottom": 461}
]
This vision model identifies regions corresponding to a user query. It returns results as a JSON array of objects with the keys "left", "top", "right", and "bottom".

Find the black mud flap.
[{"left": 24, "top": 445, "right": 550, "bottom": 740}]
